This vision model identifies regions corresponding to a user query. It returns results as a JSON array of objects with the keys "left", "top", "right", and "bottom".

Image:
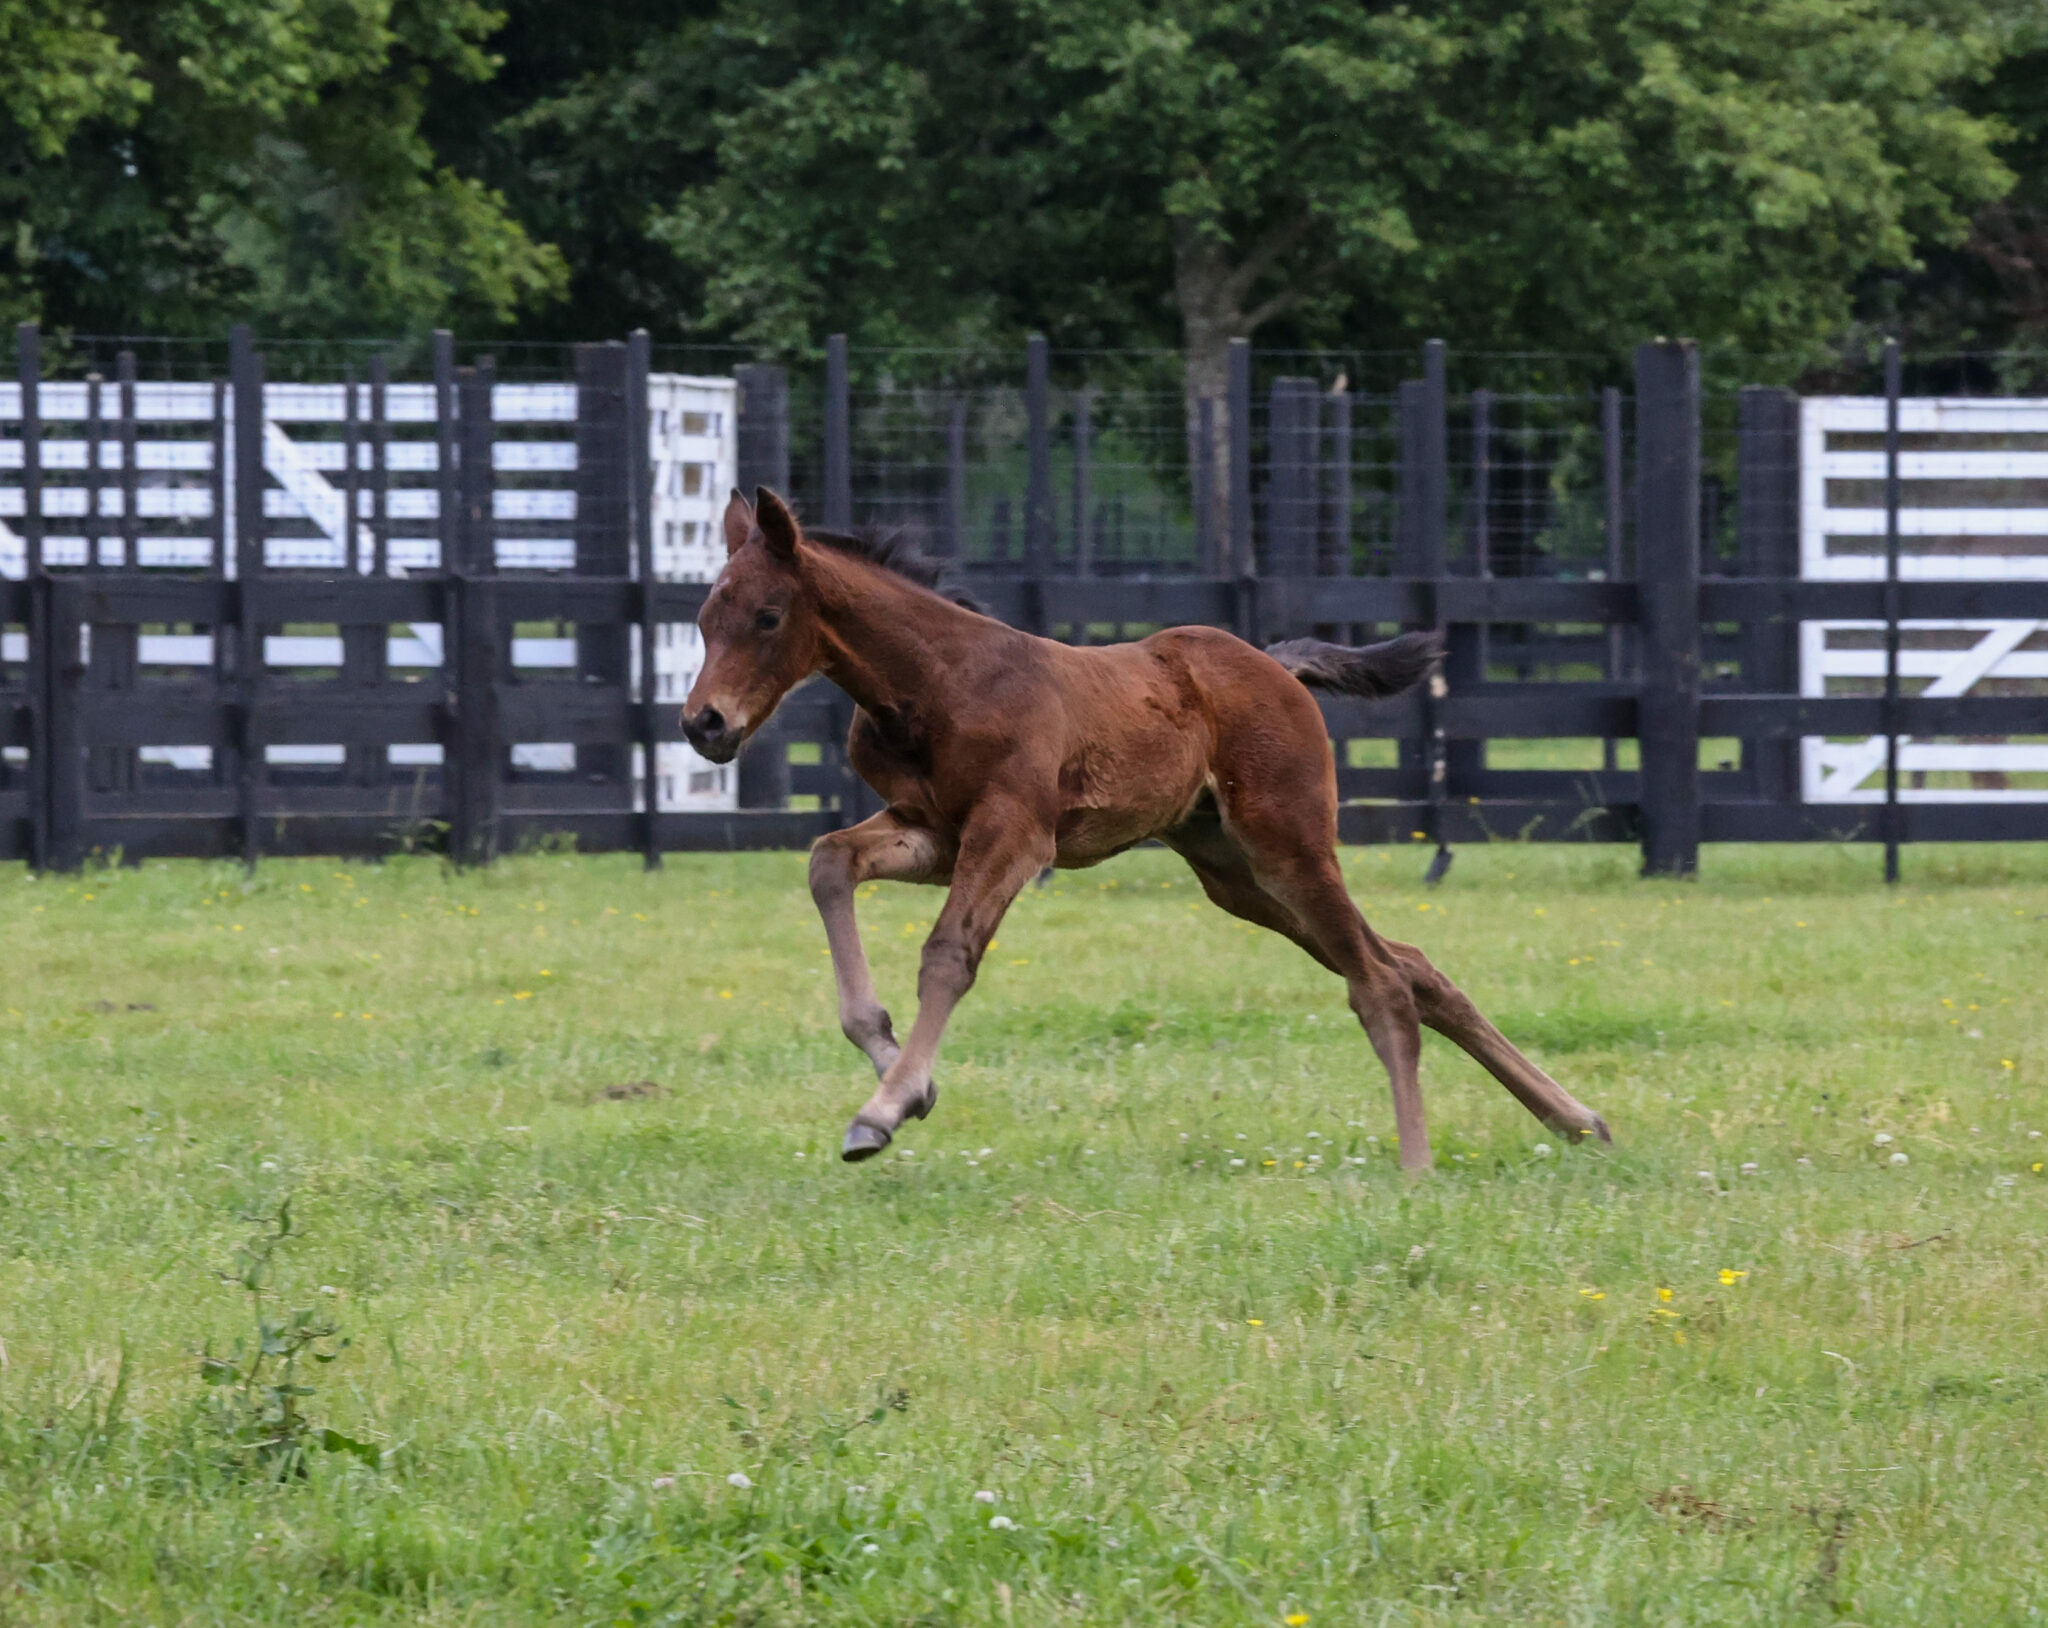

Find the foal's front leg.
[
  {"left": 809, "top": 812, "right": 951, "bottom": 1078},
  {"left": 842, "top": 801, "right": 1054, "bottom": 1161}
]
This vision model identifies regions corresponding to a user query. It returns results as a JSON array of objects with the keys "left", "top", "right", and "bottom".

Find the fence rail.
[{"left": 5, "top": 325, "right": 2046, "bottom": 873}]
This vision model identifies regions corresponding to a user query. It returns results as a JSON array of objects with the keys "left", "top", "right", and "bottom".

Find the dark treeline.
[{"left": 6, "top": 0, "right": 2048, "bottom": 390}]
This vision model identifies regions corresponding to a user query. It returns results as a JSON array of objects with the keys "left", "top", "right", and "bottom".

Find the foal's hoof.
[
  {"left": 842, "top": 1119, "right": 893, "bottom": 1162},
  {"left": 1570, "top": 1113, "right": 1613, "bottom": 1145}
]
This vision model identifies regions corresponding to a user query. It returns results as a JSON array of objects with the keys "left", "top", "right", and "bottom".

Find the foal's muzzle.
[{"left": 681, "top": 705, "right": 742, "bottom": 764}]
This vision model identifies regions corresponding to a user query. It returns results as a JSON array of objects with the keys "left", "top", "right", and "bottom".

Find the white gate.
[
  {"left": 1799, "top": 396, "right": 2048, "bottom": 802},
  {"left": 1, "top": 372, "right": 739, "bottom": 812}
]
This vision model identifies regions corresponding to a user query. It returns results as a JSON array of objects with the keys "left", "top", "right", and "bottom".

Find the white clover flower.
[
  {"left": 727, "top": 1472, "right": 753, "bottom": 1490},
  {"left": 978, "top": 1147, "right": 992, "bottom": 1158},
  {"left": 1740, "top": 1162, "right": 1758, "bottom": 1174},
  {"left": 1532, "top": 1143, "right": 1552, "bottom": 1157},
  {"left": 1873, "top": 1132, "right": 1894, "bottom": 1147},
  {"left": 972, "top": 1489, "right": 997, "bottom": 1505},
  {"left": 652, "top": 1476, "right": 676, "bottom": 1490},
  {"left": 862, "top": 1542, "right": 880, "bottom": 1555},
  {"left": 989, "top": 1515, "right": 1016, "bottom": 1531},
  {"left": 1890, "top": 1151, "right": 1910, "bottom": 1166},
  {"left": 1229, "top": 1158, "right": 1246, "bottom": 1168}
]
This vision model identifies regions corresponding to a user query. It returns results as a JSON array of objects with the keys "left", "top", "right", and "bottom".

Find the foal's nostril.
[{"left": 695, "top": 707, "right": 725, "bottom": 738}]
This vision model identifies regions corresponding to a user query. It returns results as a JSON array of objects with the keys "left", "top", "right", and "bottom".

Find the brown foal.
[{"left": 683, "top": 489, "right": 1611, "bottom": 1170}]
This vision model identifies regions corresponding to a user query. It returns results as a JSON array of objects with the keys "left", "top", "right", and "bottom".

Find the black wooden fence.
[{"left": 6, "top": 325, "right": 2046, "bottom": 873}]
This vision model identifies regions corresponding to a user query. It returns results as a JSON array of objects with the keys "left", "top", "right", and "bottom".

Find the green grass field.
[{"left": 2, "top": 841, "right": 2045, "bottom": 1624}]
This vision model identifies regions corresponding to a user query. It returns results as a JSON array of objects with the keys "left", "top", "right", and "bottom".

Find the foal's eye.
[{"left": 754, "top": 607, "right": 782, "bottom": 633}]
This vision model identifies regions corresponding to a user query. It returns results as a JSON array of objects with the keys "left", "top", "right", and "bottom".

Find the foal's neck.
[{"left": 805, "top": 546, "right": 998, "bottom": 716}]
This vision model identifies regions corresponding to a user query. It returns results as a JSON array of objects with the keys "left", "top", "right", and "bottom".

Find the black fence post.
[
  {"left": 628, "top": 329, "right": 660, "bottom": 870},
  {"left": 823, "top": 334, "right": 851, "bottom": 530},
  {"left": 1227, "top": 338, "right": 1253, "bottom": 637},
  {"left": 1266, "top": 377, "right": 1317, "bottom": 597},
  {"left": 943, "top": 394, "right": 967, "bottom": 559},
  {"left": 1072, "top": 387, "right": 1093, "bottom": 579},
  {"left": 87, "top": 362, "right": 139, "bottom": 799},
  {"left": 1024, "top": 335, "right": 1053, "bottom": 600},
  {"left": 1635, "top": 339, "right": 1702, "bottom": 877},
  {"left": 369, "top": 354, "right": 390, "bottom": 579},
  {"left": 1737, "top": 385, "right": 1799, "bottom": 804},
  {"left": 339, "top": 366, "right": 385, "bottom": 790},
  {"left": 1322, "top": 385, "right": 1352, "bottom": 583},
  {"left": 735, "top": 362, "right": 790, "bottom": 499},
  {"left": 17, "top": 325, "right": 48, "bottom": 870},
  {"left": 1397, "top": 342, "right": 1449, "bottom": 814},
  {"left": 733, "top": 363, "right": 794, "bottom": 813},
  {"left": 1882, "top": 338, "right": 1903, "bottom": 884},
  {"left": 1602, "top": 386, "right": 1626, "bottom": 773},
  {"left": 451, "top": 355, "right": 501, "bottom": 867},
  {"left": 230, "top": 323, "right": 265, "bottom": 869}
]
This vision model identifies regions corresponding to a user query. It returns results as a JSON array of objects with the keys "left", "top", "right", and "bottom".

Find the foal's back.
[{"left": 1035, "top": 625, "right": 1337, "bottom": 864}]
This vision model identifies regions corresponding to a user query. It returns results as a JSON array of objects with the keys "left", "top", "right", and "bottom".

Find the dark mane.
[{"left": 803, "top": 525, "right": 988, "bottom": 614}]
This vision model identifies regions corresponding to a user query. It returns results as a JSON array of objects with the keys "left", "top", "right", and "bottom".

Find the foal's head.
[{"left": 681, "top": 489, "right": 825, "bottom": 763}]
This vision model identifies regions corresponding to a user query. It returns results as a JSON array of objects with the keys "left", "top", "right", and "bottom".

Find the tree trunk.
[{"left": 1172, "top": 215, "right": 1310, "bottom": 570}]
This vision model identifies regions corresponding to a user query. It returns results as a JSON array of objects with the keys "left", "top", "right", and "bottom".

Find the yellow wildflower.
[{"left": 1718, "top": 1269, "right": 1747, "bottom": 1286}]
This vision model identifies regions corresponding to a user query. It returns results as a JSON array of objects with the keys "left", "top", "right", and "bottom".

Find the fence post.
[
  {"left": 944, "top": 394, "right": 967, "bottom": 558},
  {"left": 1602, "top": 386, "right": 1626, "bottom": 773},
  {"left": 628, "top": 330, "right": 661, "bottom": 870},
  {"left": 1737, "top": 385, "right": 1799, "bottom": 804},
  {"left": 1266, "top": 377, "right": 1317, "bottom": 597},
  {"left": 824, "top": 334, "right": 851, "bottom": 529},
  {"left": 451, "top": 357, "right": 501, "bottom": 866},
  {"left": 1072, "top": 388, "right": 1093, "bottom": 579},
  {"left": 339, "top": 365, "right": 385, "bottom": 790},
  {"left": 733, "top": 361, "right": 795, "bottom": 813},
  {"left": 1881, "top": 339, "right": 1902, "bottom": 883},
  {"left": 1322, "top": 385, "right": 1352, "bottom": 581},
  {"left": 1024, "top": 335, "right": 1053, "bottom": 600},
  {"left": 1397, "top": 342, "right": 1450, "bottom": 813},
  {"left": 1227, "top": 338, "right": 1253, "bottom": 636},
  {"left": 735, "top": 362, "right": 790, "bottom": 497},
  {"left": 17, "top": 325, "right": 48, "bottom": 869},
  {"left": 369, "top": 355, "right": 391, "bottom": 578},
  {"left": 230, "top": 324, "right": 265, "bottom": 868},
  {"left": 1635, "top": 339, "right": 1702, "bottom": 877}
]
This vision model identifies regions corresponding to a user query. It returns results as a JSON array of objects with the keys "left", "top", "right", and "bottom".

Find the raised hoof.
[
  {"left": 842, "top": 1119, "right": 893, "bottom": 1162},
  {"left": 1566, "top": 1113, "right": 1613, "bottom": 1145},
  {"left": 906, "top": 1084, "right": 938, "bottom": 1122}
]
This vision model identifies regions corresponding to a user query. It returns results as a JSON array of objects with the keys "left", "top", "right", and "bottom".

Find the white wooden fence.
[
  {"left": 0, "top": 374, "right": 738, "bottom": 811},
  {"left": 1800, "top": 396, "right": 2048, "bottom": 802}
]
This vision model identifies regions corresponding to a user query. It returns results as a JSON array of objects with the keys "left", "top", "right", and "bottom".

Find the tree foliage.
[
  {"left": 1, "top": 0, "right": 2039, "bottom": 381},
  {"left": 646, "top": 0, "right": 2017, "bottom": 388},
  {"left": 0, "top": 0, "right": 565, "bottom": 335}
]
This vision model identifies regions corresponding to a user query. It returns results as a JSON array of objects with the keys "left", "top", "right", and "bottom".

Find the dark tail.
[{"left": 1265, "top": 630, "right": 1444, "bottom": 699}]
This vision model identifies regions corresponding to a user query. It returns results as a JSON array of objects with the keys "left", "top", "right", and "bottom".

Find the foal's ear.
[
  {"left": 754, "top": 485, "right": 801, "bottom": 563},
  {"left": 722, "top": 489, "right": 755, "bottom": 557}
]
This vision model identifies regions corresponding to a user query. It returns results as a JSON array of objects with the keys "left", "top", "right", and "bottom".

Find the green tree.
[
  {"left": 0, "top": 0, "right": 566, "bottom": 337},
  {"left": 646, "top": 0, "right": 2016, "bottom": 399}
]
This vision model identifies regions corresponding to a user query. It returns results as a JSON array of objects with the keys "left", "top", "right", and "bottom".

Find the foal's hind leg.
[
  {"left": 1382, "top": 941, "right": 1610, "bottom": 1144},
  {"left": 809, "top": 812, "right": 952, "bottom": 1078},
  {"left": 1168, "top": 812, "right": 1434, "bottom": 1168},
  {"left": 1217, "top": 822, "right": 1609, "bottom": 1162}
]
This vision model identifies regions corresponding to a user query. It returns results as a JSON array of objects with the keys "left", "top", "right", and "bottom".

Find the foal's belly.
[{"left": 1049, "top": 717, "right": 1209, "bottom": 868}]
